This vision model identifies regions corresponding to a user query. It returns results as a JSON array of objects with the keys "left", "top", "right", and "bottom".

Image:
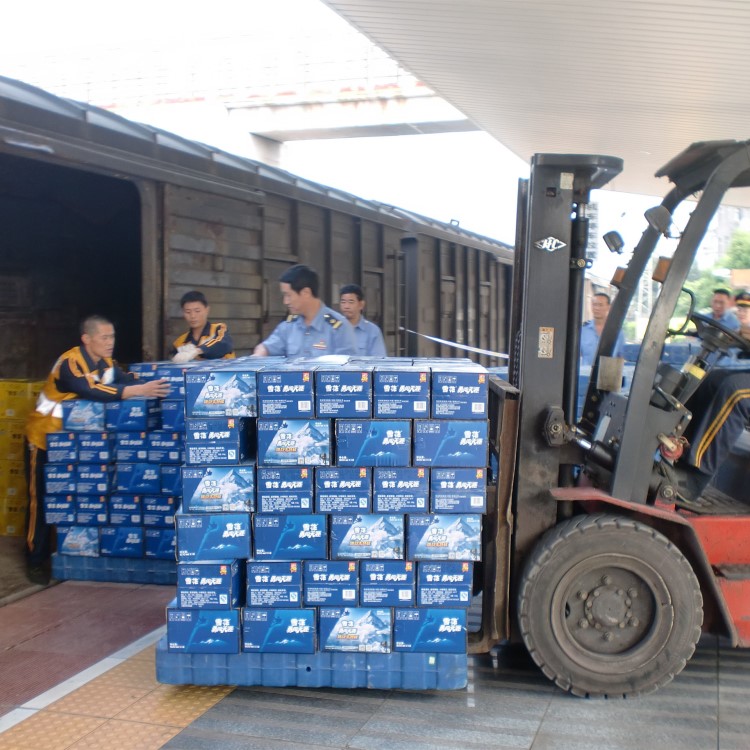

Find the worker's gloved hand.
[{"left": 172, "top": 343, "right": 201, "bottom": 364}]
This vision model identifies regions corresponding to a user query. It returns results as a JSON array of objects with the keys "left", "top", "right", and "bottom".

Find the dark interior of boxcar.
[{"left": 0, "top": 153, "right": 142, "bottom": 378}]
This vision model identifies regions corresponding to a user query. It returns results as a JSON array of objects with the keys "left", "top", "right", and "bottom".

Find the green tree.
[{"left": 724, "top": 229, "right": 750, "bottom": 270}]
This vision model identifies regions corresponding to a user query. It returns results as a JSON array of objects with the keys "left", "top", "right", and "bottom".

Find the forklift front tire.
[{"left": 517, "top": 513, "right": 703, "bottom": 697}]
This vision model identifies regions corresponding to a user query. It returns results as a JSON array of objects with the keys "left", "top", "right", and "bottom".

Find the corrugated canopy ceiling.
[{"left": 322, "top": 0, "right": 750, "bottom": 204}]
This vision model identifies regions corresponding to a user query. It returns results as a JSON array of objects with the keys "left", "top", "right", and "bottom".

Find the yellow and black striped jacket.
[
  {"left": 171, "top": 321, "right": 235, "bottom": 359},
  {"left": 26, "top": 346, "right": 135, "bottom": 450}
]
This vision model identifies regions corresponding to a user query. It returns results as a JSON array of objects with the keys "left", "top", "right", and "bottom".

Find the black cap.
[{"left": 735, "top": 291, "right": 750, "bottom": 307}]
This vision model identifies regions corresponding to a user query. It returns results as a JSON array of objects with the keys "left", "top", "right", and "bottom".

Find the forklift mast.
[{"left": 507, "top": 154, "right": 622, "bottom": 567}]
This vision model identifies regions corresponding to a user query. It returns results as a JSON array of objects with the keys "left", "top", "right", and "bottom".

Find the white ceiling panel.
[{"left": 322, "top": 0, "right": 750, "bottom": 202}]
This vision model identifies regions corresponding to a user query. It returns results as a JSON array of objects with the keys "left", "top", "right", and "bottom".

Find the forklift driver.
[{"left": 660, "top": 291, "right": 750, "bottom": 505}]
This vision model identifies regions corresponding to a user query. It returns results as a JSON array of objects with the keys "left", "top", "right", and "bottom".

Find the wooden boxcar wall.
[
  {"left": 402, "top": 234, "right": 510, "bottom": 366},
  {"left": 164, "top": 184, "right": 264, "bottom": 355}
]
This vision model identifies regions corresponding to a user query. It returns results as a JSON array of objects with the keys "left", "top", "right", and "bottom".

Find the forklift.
[{"left": 472, "top": 140, "right": 750, "bottom": 696}]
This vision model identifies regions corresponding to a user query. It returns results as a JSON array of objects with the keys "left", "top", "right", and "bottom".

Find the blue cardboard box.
[
  {"left": 430, "top": 365, "right": 488, "bottom": 419},
  {"left": 413, "top": 420, "right": 488, "bottom": 467},
  {"left": 115, "top": 463, "right": 161, "bottom": 494},
  {"left": 99, "top": 525, "right": 144, "bottom": 557},
  {"left": 257, "top": 467, "right": 313, "bottom": 514},
  {"left": 57, "top": 526, "right": 99, "bottom": 557},
  {"left": 155, "top": 362, "right": 201, "bottom": 397},
  {"left": 184, "top": 417, "right": 254, "bottom": 466},
  {"left": 256, "top": 419, "right": 331, "bottom": 466},
  {"left": 314, "top": 366, "right": 372, "bottom": 418},
  {"left": 128, "top": 362, "right": 160, "bottom": 381},
  {"left": 303, "top": 561, "right": 359, "bottom": 606},
  {"left": 318, "top": 606, "right": 392, "bottom": 653},
  {"left": 108, "top": 495, "right": 143, "bottom": 526},
  {"left": 44, "top": 463, "right": 76, "bottom": 494},
  {"left": 329, "top": 514, "right": 404, "bottom": 560},
  {"left": 46, "top": 432, "right": 78, "bottom": 463},
  {"left": 257, "top": 366, "right": 315, "bottom": 418},
  {"left": 430, "top": 468, "right": 487, "bottom": 513},
  {"left": 334, "top": 420, "right": 411, "bottom": 467},
  {"left": 417, "top": 561, "right": 473, "bottom": 607},
  {"left": 407, "top": 514, "right": 482, "bottom": 561},
  {"left": 252, "top": 514, "right": 327, "bottom": 561},
  {"left": 177, "top": 560, "right": 243, "bottom": 609},
  {"left": 373, "top": 365, "right": 430, "bottom": 418},
  {"left": 75, "top": 464, "right": 114, "bottom": 495},
  {"left": 61, "top": 400, "right": 105, "bottom": 431},
  {"left": 143, "top": 495, "right": 179, "bottom": 528},
  {"left": 184, "top": 368, "right": 258, "bottom": 418},
  {"left": 167, "top": 603, "right": 240, "bottom": 653},
  {"left": 160, "top": 399, "right": 186, "bottom": 432},
  {"left": 105, "top": 400, "right": 160, "bottom": 431},
  {"left": 241, "top": 608, "right": 315, "bottom": 653},
  {"left": 77, "top": 432, "right": 115, "bottom": 463},
  {"left": 393, "top": 608, "right": 467, "bottom": 652},
  {"left": 160, "top": 464, "right": 181, "bottom": 496},
  {"left": 373, "top": 365, "right": 430, "bottom": 397},
  {"left": 182, "top": 465, "right": 256, "bottom": 513},
  {"left": 144, "top": 528, "right": 176, "bottom": 560},
  {"left": 373, "top": 467, "right": 429, "bottom": 513},
  {"left": 359, "top": 560, "right": 416, "bottom": 606},
  {"left": 315, "top": 467, "right": 371, "bottom": 513},
  {"left": 175, "top": 511, "right": 252, "bottom": 561},
  {"left": 44, "top": 495, "right": 76, "bottom": 526},
  {"left": 246, "top": 561, "right": 303, "bottom": 607},
  {"left": 115, "top": 432, "right": 150, "bottom": 464},
  {"left": 147, "top": 431, "right": 184, "bottom": 464},
  {"left": 75, "top": 495, "right": 108, "bottom": 526}
]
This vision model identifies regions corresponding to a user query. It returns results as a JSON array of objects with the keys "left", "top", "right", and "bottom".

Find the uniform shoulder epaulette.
[
  {"left": 323, "top": 313, "right": 342, "bottom": 329},
  {"left": 286, "top": 314, "right": 299, "bottom": 322}
]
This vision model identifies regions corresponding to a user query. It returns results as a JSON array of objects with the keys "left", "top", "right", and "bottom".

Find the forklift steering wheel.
[{"left": 690, "top": 312, "right": 750, "bottom": 353}]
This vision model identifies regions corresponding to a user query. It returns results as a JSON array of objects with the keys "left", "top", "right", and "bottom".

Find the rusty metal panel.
[
  {"left": 263, "top": 194, "right": 295, "bottom": 261},
  {"left": 164, "top": 184, "right": 263, "bottom": 356},
  {"left": 329, "top": 212, "right": 357, "bottom": 300},
  {"left": 295, "top": 201, "right": 325, "bottom": 268},
  {"left": 466, "top": 246, "right": 478, "bottom": 352},
  {"left": 381, "top": 225, "right": 402, "bottom": 354}
]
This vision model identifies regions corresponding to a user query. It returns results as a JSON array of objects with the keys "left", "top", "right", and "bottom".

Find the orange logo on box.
[
  {"left": 361, "top": 373, "right": 369, "bottom": 382},
  {"left": 303, "top": 372, "right": 310, "bottom": 381},
  {"left": 301, "top": 468, "right": 309, "bottom": 478},
  {"left": 462, "top": 562, "right": 469, "bottom": 572},
  {"left": 419, "top": 373, "right": 427, "bottom": 382},
  {"left": 359, "top": 468, "right": 367, "bottom": 477},
  {"left": 228, "top": 419, "right": 235, "bottom": 428},
  {"left": 290, "top": 562, "right": 298, "bottom": 572},
  {"left": 220, "top": 565, "right": 227, "bottom": 574},
  {"left": 479, "top": 374, "right": 486, "bottom": 383},
  {"left": 475, "top": 469, "right": 484, "bottom": 478},
  {"left": 417, "top": 468, "right": 425, "bottom": 478},
  {"left": 348, "top": 562, "right": 356, "bottom": 572}
]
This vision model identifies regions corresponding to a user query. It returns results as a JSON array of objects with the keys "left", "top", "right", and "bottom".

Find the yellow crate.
[
  {"left": 0, "top": 380, "right": 37, "bottom": 419},
  {"left": 0, "top": 461, "right": 26, "bottom": 500},
  {"left": 0, "top": 510, "right": 26, "bottom": 537},
  {"left": 0, "top": 420, "right": 26, "bottom": 461}
]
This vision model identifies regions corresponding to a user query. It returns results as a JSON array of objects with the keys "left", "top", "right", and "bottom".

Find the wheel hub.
[{"left": 564, "top": 572, "right": 654, "bottom": 655}]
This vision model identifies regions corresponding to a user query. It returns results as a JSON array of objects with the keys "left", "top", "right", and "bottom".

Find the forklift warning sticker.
[{"left": 538, "top": 327, "right": 554, "bottom": 358}]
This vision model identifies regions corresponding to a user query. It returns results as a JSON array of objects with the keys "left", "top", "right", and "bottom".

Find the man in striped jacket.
[
  {"left": 171, "top": 291, "right": 235, "bottom": 363},
  {"left": 25, "top": 315, "right": 170, "bottom": 584}
]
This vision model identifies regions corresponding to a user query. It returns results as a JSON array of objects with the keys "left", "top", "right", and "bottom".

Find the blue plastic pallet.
[
  {"left": 52, "top": 553, "right": 176, "bottom": 585},
  {"left": 155, "top": 636, "right": 467, "bottom": 690}
]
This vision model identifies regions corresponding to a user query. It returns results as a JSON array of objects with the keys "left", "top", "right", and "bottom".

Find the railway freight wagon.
[{"left": 0, "top": 75, "right": 513, "bottom": 378}]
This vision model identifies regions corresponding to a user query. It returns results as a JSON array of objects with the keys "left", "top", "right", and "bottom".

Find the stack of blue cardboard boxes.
[
  {"left": 157, "top": 355, "right": 489, "bottom": 690},
  {"left": 48, "top": 362, "right": 194, "bottom": 583}
]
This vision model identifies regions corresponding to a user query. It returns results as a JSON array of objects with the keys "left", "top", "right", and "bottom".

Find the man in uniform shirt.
[
  {"left": 339, "top": 283, "right": 387, "bottom": 357},
  {"left": 171, "top": 290, "right": 235, "bottom": 363},
  {"left": 580, "top": 292, "right": 626, "bottom": 367},
  {"left": 708, "top": 287, "right": 740, "bottom": 331},
  {"left": 253, "top": 264, "right": 357, "bottom": 358},
  {"left": 25, "top": 315, "right": 171, "bottom": 584}
]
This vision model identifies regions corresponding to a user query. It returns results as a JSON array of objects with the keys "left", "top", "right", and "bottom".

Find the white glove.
[{"left": 172, "top": 343, "right": 201, "bottom": 363}]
